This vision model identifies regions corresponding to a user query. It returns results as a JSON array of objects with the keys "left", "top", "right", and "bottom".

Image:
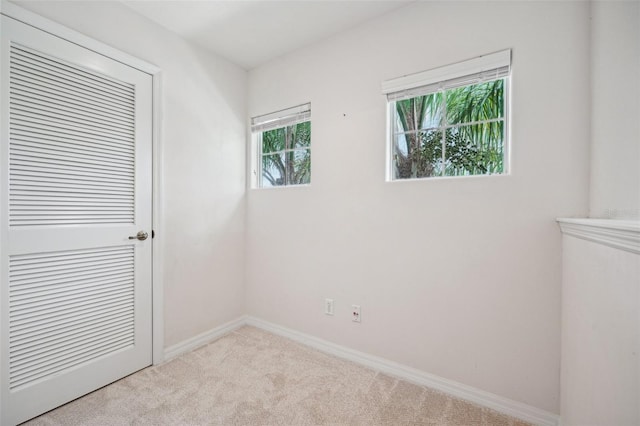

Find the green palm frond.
[{"left": 394, "top": 78, "right": 505, "bottom": 179}]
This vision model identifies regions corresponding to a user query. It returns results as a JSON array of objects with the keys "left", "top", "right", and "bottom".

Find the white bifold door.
[{"left": 1, "top": 15, "right": 153, "bottom": 425}]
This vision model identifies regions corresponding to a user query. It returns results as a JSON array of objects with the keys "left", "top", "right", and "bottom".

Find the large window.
[
  {"left": 384, "top": 50, "right": 511, "bottom": 180},
  {"left": 251, "top": 103, "right": 311, "bottom": 188}
]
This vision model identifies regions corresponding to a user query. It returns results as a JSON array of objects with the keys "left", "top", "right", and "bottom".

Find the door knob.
[{"left": 129, "top": 231, "right": 148, "bottom": 241}]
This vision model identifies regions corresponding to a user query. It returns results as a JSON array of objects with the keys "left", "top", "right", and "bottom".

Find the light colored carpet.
[{"left": 25, "top": 326, "right": 532, "bottom": 425}]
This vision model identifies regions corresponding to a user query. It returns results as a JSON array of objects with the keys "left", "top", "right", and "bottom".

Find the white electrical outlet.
[
  {"left": 352, "top": 305, "right": 361, "bottom": 322},
  {"left": 325, "top": 298, "right": 334, "bottom": 315}
]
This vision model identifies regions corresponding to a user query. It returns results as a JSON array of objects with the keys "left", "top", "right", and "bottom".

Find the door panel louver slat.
[
  {"left": 10, "top": 280, "right": 134, "bottom": 311},
  {"left": 11, "top": 208, "right": 134, "bottom": 216},
  {"left": 10, "top": 103, "right": 133, "bottom": 137},
  {"left": 13, "top": 44, "right": 130, "bottom": 94},
  {"left": 10, "top": 265, "right": 133, "bottom": 285},
  {"left": 10, "top": 324, "right": 134, "bottom": 369},
  {"left": 11, "top": 103, "right": 134, "bottom": 136},
  {"left": 10, "top": 306, "right": 133, "bottom": 345},
  {"left": 11, "top": 114, "right": 134, "bottom": 143},
  {"left": 9, "top": 285, "right": 134, "bottom": 316},
  {"left": 10, "top": 219, "right": 132, "bottom": 226},
  {"left": 13, "top": 159, "right": 131, "bottom": 180},
  {"left": 10, "top": 176, "right": 134, "bottom": 191},
  {"left": 11, "top": 189, "right": 132, "bottom": 198},
  {"left": 11, "top": 157, "right": 134, "bottom": 178},
  {"left": 10, "top": 97, "right": 134, "bottom": 133},
  {"left": 9, "top": 43, "right": 135, "bottom": 227},
  {"left": 10, "top": 323, "right": 134, "bottom": 367},
  {"left": 11, "top": 284, "right": 135, "bottom": 313},
  {"left": 10, "top": 182, "right": 134, "bottom": 194},
  {"left": 10, "top": 263, "right": 134, "bottom": 285},
  {"left": 11, "top": 123, "right": 134, "bottom": 151},
  {"left": 10, "top": 130, "right": 134, "bottom": 154},
  {"left": 10, "top": 53, "right": 135, "bottom": 102},
  {"left": 10, "top": 275, "right": 134, "bottom": 301},
  {"left": 10, "top": 78, "right": 135, "bottom": 121},
  {"left": 11, "top": 193, "right": 134, "bottom": 204},
  {"left": 15, "top": 45, "right": 130, "bottom": 93},
  {"left": 9, "top": 189, "right": 133, "bottom": 199},
  {"left": 9, "top": 288, "right": 134, "bottom": 324},
  {"left": 10, "top": 103, "right": 133, "bottom": 135},
  {"left": 11, "top": 146, "right": 134, "bottom": 169},
  {"left": 10, "top": 173, "right": 134, "bottom": 189},
  {"left": 10, "top": 300, "right": 134, "bottom": 337},
  {"left": 8, "top": 246, "right": 135, "bottom": 391},
  {"left": 10, "top": 68, "right": 136, "bottom": 112},
  {"left": 10, "top": 246, "right": 133, "bottom": 263},
  {"left": 9, "top": 72, "right": 134, "bottom": 121},
  {"left": 10, "top": 337, "right": 135, "bottom": 390},
  {"left": 9, "top": 281, "right": 133, "bottom": 302},
  {"left": 11, "top": 168, "right": 134, "bottom": 187},
  {"left": 11, "top": 143, "right": 135, "bottom": 165},
  {"left": 12, "top": 307, "right": 133, "bottom": 348},
  {"left": 11, "top": 202, "right": 134, "bottom": 210},
  {"left": 9, "top": 76, "right": 135, "bottom": 118}
]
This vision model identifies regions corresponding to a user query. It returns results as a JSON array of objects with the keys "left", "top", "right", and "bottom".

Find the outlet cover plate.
[{"left": 352, "top": 305, "right": 361, "bottom": 322}]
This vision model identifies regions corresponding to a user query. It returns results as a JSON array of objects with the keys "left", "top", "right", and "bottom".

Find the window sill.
[
  {"left": 386, "top": 172, "right": 509, "bottom": 183},
  {"left": 250, "top": 184, "right": 311, "bottom": 191}
]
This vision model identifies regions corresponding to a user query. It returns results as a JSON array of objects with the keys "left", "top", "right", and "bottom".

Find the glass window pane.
[
  {"left": 285, "top": 149, "right": 311, "bottom": 185},
  {"left": 421, "top": 92, "right": 443, "bottom": 129},
  {"left": 393, "top": 130, "right": 443, "bottom": 179},
  {"left": 443, "top": 121, "right": 504, "bottom": 176},
  {"left": 394, "top": 132, "right": 409, "bottom": 156},
  {"left": 395, "top": 94, "right": 442, "bottom": 134},
  {"left": 261, "top": 153, "right": 285, "bottom": 187},
  {"left": 262, "top": 128, "right": 286, "bottom": 154},
  {"left": 292, "top": 121, "right": 311, "bottom": 149},
  {"left": 446, "top": 79, "right": 504, "bottom": 125}
]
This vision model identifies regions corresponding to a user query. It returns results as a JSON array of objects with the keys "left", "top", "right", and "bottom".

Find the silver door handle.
[{"left": 129, "top": 231, "right": 148, "bottom": 241}]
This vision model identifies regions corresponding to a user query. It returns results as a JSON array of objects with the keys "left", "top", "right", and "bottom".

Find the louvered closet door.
[{"left": 1, "top": 16, "right": 153, "bottom": 425}]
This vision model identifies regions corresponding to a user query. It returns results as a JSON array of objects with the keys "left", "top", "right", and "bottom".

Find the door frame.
[{"left": 0, "top": 0, "right": 165, "bottom": 370}]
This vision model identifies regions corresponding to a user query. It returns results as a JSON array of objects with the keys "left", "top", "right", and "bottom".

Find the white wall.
[
  {"left": 12, "top": 0, "right": 248, "bottom": 348},
  {"left": 560, "top": 234, "right": 640, "bottom": 424},
  {"left": 246, "top": 1, "right": 591, "bottom": 414},
  {"left": 589, "top": 1, "right": 640, "bottom": 220}
]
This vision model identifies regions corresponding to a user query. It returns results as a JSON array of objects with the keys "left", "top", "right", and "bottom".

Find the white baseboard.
[
  {"left": 162, "top": 315, "right": 559, "bottom": 426},
  {"left": 162, "top": 315, "right": 247, "bottom": 361},
  {"left": 245, "top": 316, "right": 560, "bottom": 426}
]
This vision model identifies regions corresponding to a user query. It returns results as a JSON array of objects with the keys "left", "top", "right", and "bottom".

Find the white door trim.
[{"left": 0, "top": 0, "right": 165, "bottom": 367}]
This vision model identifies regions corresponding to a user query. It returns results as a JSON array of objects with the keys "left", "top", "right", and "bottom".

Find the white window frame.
[
  {"left": 250, "top": 103, "right": 311, "bottom": 188},
  {"left": 383, "top": 50, "right": 511, "bottom": 181}
]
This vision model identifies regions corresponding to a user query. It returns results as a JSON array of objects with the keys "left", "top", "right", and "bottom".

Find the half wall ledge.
[{"left": 557, "top": 218, "right": 640, "bottom": 255}]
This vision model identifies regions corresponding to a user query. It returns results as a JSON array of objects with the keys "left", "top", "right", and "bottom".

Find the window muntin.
[
  {"left": 391, "top": 78, "right": 507, "bottom": 180},
  {"left": 260, "top": 121, "right": 311, "bottom": 187}
]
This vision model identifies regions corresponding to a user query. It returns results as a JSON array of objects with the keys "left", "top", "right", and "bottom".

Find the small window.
[
  {"left": 383, "top": 50, "right": 511, "bottom": 180},
  {"left": 251, "top": 103, "right": 311, "bottom": 188}
]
